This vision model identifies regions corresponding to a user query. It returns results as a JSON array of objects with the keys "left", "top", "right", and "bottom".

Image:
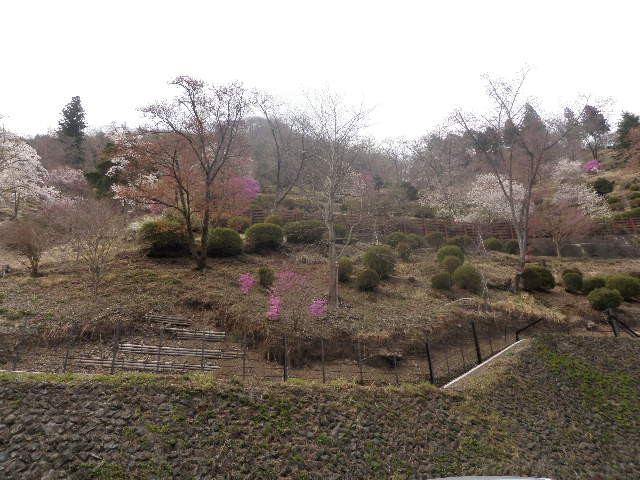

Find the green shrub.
[
  {"left": 442, "top": 255, "right": 462, "bottom": 273},
  {"left": 562, "top": 267, "right": 583, "bottom": 278},
  {"left": 503, "top": 239, "right": 519, "bottom": 255},
  {"left": 431, "top": 272, "right": 451, "bottom": 290},
  {"left": 436, "top": 245, "right": 464, "bottom": 263},
  {"left": 582, "top": 277, "right": 606, "bottom": 294},
  {"left": 614, "top": 207, "right": 640, "bottom": 219},
  {"left": 452, "top": 264, "right": 483, "bottom": 293},
  {"left": 592, "top": 177, "right": 614, "bottom": 195},
  {"left": 357, "top": 269, "right": 380, "bottom": 291},
  {"left": 521, "top": 265, "right": 555, "bottom": 291},
  {"left": 606, "top": 195, "right": 620, "bottom": 204},
  {"left": 562, "top": 272, "right": 583, "bottom": 294},
  {"left": 284, "top": 220, "right": 325, "bottom": 244},
  {"left": 630, "top": 184, "right": 640, "bottom": 191},
  {"left": 484, "top": 237, "right": 503, "bottom": 252},
  {"left": 258, "top": 266, "right": 274, "bottom": 289},
  {"left": 628, "top": 192, "right": 640, "bottom": 200},
  {"left": 265, "top": 214, "right": 285, "bottom": 226},
  {"left": 406, "top": 233, "right": 425, "bottom": 249},
  {"left": 227, "top": 216, "right": 250, "bottom": 233},
  {"left": 207, "top": 228, "right": 243, "bottom": 257},
  {"left": 587, "top": 287, "right": 623, "bottom": 311},
  {"left": 446, "top": 235, "right": 473, "bottom": 249},
  {"left": 425, "top": 231, "right": 445, "bottom": 248},
  {"left": 605, "top": 273, "right": 640, "bottom": 300},
  {"left": 526, "top": 265, "right": 555, "bottom": 291},
  {"left": 338, "top": 257, "right": 353, "bottom": 282},
  {"left": 245, "top": 223, "right": 284, "bottom": 251},
  {"left": 630, "top": 198, "right": 640, "bottom": 208},
  {"left": 251, "top": 194, "right": 276, "bottom": 210},
  {"left": 363, "top": 245, "right": 396, "bottom": 279},
  {"left": 397, "top": 242, "right": 411, "bottom": 261},
  {"left": 628, "top": 271, "right": 640, "bottom": 279},
  {"left": 384, "top": 231, "right": 409, "bottom": 248},
  {"left": 138, "top": 219, "right": 189, "bottom": 257}
]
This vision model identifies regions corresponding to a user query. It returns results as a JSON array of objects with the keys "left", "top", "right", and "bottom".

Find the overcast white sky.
[{"left": 1, "top": 0, "right": 639, "bottom": 140}]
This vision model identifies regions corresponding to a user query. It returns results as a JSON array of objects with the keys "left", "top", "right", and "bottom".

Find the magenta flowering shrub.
[
  {"left": 308, "top": 298, "right": 327, "bottom": 318},
  {"left": 267, "top": 294, "right": 281, "bottom": 320},
  {"left": 582, "top": 159, "right": 602, "bottom": 172},
  {"left": 239, "top": 273, "right": 255, "bottom": 293}
]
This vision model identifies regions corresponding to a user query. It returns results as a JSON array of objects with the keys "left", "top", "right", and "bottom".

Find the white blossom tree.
[{"left": 0, "top": 130, "right": 58, "bottom": 218}]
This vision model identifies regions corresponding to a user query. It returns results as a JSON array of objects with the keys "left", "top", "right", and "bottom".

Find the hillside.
[{"left": 1, "top": 334, "right": 638, "bottom": 479}]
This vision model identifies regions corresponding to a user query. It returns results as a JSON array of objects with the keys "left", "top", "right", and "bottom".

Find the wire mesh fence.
[{"left": 0, "top": 318, "right": 550, "bottom": 386}]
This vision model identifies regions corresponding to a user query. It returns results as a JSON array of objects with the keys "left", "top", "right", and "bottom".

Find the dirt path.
[{"left": 443, "top": 338, "right": 531, "bottom": 392}]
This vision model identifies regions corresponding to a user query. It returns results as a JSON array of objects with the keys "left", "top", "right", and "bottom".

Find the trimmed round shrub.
[
  {"left": 614, "top": 207, "right": 640, "bottom": 219},
  {"left": 138, "top": 219, "right": 189, "bottom": 257},
  {"left": 406, "top": 233, "right": 425, "bottom": 249},
  {"left": 245, "top": 223, "right": 284, "bottom": 251},
  {"left": 338, "top": 256, "right": 353, "bottom": 282},
  {"left": 258, "top": 266, "right": 274, "bottom": 289},
  {"left": 436, "top": 245, "right": 464, "bottom": 263},
  {"left": 582, "top": 276, "right": 606, "bottom": 294},
  {"left": 227, "top": 216, "right": 250, "bottom": 233},
  {"left": 397, "top": 242, "right": 411, "bottom": 261},
  {"left": 384, "top": 231, "right": 409, "bottom": 248},
  {"left": 628, "top": 192, "right": 640, "bottom": 200},
  {"left": 520, "top": 268, "right": 541, "bottom": 292},
  {"left": 562, "top": 267, "right": 583, "bottom": 278},
  {"left": 453, "top": 264, "right": 482, "bottom": 293},
  {"left": 264, "top": 214, "right": 285, "bottom": 226},
  {"left": 431, "top": 272, "right": 451, "bottom": 290},
  {"left": 446, "top": 235, "right": 473, "bottom": 249},
  {"left": 592, "top": 177, "right": 614, "bottom": 195},
  {"left": 363, "top": 245, "right": 396, "bottom": 279},
  {"left": 503, "top": 239, "right": 520, "bottom": 255},
  {"left": 284, "top": 220, "right": 325, "bottom": 244},
  {"left": 605, "top": 273, "right": 640, "bottom": 300},
  {"left": 562, "top": 272, "right": 583, "bottom": 294},
  {"left": 442, "top": 255, "right": 462, "bottom": 273},
  {"left": 207, "top": 228, "right": 242, "bottom": 257},
  {"left": 357, "top": 269, "right": 380, "bottom": 291},
  {"left": 484, "top": 237, "right": 503, "bottom": 252},
  {"left": 524, "top": 265, "right": 555, "bottom": 291},
  {"left": 425, "top": 231, "right": 445, "bottom": 248},
  {"left": 587, "top": 287, "right": 623, "bottom": 311}
]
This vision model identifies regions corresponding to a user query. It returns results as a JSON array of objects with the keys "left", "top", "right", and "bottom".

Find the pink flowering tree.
[{"left": 238, "top": 268, "right": 325, "bottom": 333}]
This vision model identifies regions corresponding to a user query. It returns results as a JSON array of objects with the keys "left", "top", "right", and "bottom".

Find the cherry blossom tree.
[
  {"left": 531, "top": 183, "right": 611, "bottom": 257},
  {"left": 0, "top": 131, "right": 58, "bottom": 219}
]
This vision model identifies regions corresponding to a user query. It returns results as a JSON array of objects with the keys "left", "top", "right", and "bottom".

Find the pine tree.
[
  {"left": 614, "top": 111, "right": 640, "bottom": 150},
  {"left": 57, "top": 96, "right": 87, "bottom": 166}
]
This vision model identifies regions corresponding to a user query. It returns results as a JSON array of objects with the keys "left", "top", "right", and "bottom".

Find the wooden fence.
[{"left": 248, "top": 208, "right": 640, "bottom": 240}]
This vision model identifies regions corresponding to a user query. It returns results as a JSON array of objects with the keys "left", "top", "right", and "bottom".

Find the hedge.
[
  {"left": 245, "top": 223, "right": 284, "bottom": 250},
  {"left": 207, "top": 228, "right": 243, "bottom": 257},
  {"left": 285, "top": 220, "right": 325, "bottom": 244},
  {"left": 138, "top": 219, "right": 189, "bottom": 258}
]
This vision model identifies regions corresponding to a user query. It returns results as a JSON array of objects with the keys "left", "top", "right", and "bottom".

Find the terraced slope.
[{"left": 0, "top": 334, "right": 638, "bottom": 479}]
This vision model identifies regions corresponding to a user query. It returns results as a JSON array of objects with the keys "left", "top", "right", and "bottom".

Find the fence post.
[
  {"left": 110, "top": 328, "right": 120, "bottom": 374},
  {"left": 392, "top": 351, "right": 399, "bottom": 385},
  {"left": 357, "top": 341, "right": 364, "bottom": 384},
  {"left": 62, "top": 345, "right": 70, "bottom": 373},
  {"left": 425, "top": 341, "right": 434, "bottom": 384},
  {"left": 282, "top": 334, "right": 289, "bottom": 382},
  {"left": 470, "top": 321, "right": 482, "bottom": 365},
  {"left": 200, "top": 340, "right": 205, "bottom": 372},
  {"left": 320, "top": 338, "right": 326, "bottom": 384}
]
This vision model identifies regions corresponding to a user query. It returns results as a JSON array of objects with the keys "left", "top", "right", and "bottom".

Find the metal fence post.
[
  {"left": 283, "top": 334, "right": 289, "bottom": 382},
  {"left": 425, "top": 341, "right": 434, "bottom": 384},
  {"left": 320, "top": 338, "right": 326, "bottom": 384},
  {"left": 357, "top": 340, "right": 364, "bottom": 384},
  {"left": 471, "top": 321, "right": 482, "bottom": 365}
]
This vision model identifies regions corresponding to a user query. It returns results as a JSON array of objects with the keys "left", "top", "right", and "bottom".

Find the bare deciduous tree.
[
  {"left": 0, "top": 215, "right": 60, "bottom": 276},
  {"left": 300, "top": 90, "right": 368, "bottom": 307},
  {"left": 453, "top": 70, "right": 579, "bottom": 287},
  {"left": 254, "top": 93, "right": 307, "bottom": 213}
]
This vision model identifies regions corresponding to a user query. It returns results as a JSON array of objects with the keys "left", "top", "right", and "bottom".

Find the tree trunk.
[
  {"left": 553, "top": 237, "right": 562, "bottom": 258},
  {"left": 12, "top": 192, "right": 19, "bottom": 220},
  {"left": 327, "top": 220, "right": 338, "bottom": 308},
  {"left": 197, "top": 183, "right": 212, "bottom": 271}
]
